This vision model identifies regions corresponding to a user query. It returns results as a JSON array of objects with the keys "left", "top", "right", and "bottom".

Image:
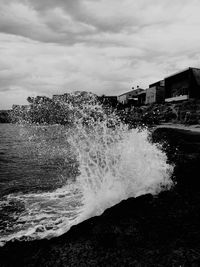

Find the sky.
[{"left": 1, "top": 0, "right": 200, "bottom": 109}]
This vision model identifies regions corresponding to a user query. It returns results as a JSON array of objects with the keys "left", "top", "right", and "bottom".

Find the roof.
[
  {"left": 102, "top": 95, "right": 117, "bottom": 98},
  {"left": 164, "top": 67, "right": 200, "bottom": 79},
  {"left": 137, "top": 91, "right": 146, "bottom": 96},
  {"left": 118, "top": 88, "right": 144, "bottom": 97},
  {"left": 149, "top": 80, "right": 165, "bottom": 88}
]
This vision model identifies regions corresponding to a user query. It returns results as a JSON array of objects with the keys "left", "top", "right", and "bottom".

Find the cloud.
[
  {"left": 0, "top": 1, "right": 96, "bottom": 44},
  {"left": 1, "top": 0, "right": 200, "bottom": 47},
  {"left": 1, "top": 0, "right": 200, "bottom": 108}
]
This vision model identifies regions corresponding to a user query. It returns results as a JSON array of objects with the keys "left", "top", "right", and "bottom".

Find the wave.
[{"left": 0, "top": 96, "right": 173, "bottom": 246}]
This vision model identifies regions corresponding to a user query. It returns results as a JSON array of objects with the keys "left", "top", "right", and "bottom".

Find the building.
[
  {"left": 137, "top": 91, "right": 146, "bottom": 106},
  {"left": 117, "top": 87, "right": 144, "bottom": 105},
  {"left": 164, "top": 67, "right": 200, "bottom": 102},
  {"left": 145, "top": 80, "right": 165, "bottom": 104}
]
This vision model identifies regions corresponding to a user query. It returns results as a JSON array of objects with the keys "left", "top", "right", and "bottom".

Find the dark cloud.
[
  {"left": 0, "top": 87, "right": 12, "bottom": 92},
  {"left": 27, "top": 0, "right": 81, "bottom": 12},
  {"left": 0, "top": 0, "right": 170, "bottom": 45},
  {"left": 1, "top": 0, "right": 200, "bottom": 109},
  {"left": 0, "top": 1, "right": 94, "bottom": 44},
  {"left": 0, "top": 0, "right": 198, "bottom": 46}
]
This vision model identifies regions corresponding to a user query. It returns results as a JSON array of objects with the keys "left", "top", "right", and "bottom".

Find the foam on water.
[
  {"left": 0, "top": 96, "right": 173, "bottom": 246},
  {"left": 74, "top": 125, "right": 173, "bottom": 221}
]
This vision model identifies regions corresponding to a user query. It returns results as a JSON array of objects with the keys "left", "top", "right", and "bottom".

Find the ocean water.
[{"left": 0, "top": 104, "right": 173, "bottom": 246}]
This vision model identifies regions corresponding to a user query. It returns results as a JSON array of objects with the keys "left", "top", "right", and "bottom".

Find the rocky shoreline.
[
  {"left": 1, "top": 127, "right": 200, "bottom": 266},
  {"left": 156, "top": 123, "right": 200, "bottom": 133},
  {"left": 118, "top": 99, "right": 200, "bottom": 128}
]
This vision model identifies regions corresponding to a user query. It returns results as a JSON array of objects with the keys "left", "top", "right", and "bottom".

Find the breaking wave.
[{"left": 0, "top": 96, "right": 173, "bottom": 246}]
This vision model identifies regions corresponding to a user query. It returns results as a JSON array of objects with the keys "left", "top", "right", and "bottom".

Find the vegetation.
[
  {"left": 8, "top": 90, "right": 200, "bottom": 127},
  {"left": 118, "top": 99, "right": 200, "bottom": 127}
]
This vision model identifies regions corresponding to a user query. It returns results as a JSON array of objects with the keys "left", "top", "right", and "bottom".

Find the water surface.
[{"left": 0, "top": 120, "right": 173, "bottom": 246}]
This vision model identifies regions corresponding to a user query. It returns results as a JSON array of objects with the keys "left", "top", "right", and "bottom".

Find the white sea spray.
[{"left": 0, "top": 95, "right": 173, "bottom": 246}]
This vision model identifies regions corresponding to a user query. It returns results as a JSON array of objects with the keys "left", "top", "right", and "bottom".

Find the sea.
[{"left": 0, "top": 105, "right": 173, "bottom": 247}]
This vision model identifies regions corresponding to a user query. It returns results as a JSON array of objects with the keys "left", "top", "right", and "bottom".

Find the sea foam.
[{"left": 0, "top": 95, "right": 173, "bottom": 246}]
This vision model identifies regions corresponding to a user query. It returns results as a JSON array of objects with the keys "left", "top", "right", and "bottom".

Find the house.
[
  {"left": 137, "top": 91, "right": 146, "bottom": 106},
  {"left": 145, "top": 80, "right": 165, "bottom": 104},
  {"left": 164, "top": 67, "right": 200, "bottom": 102},
  {"left": 117, "top": 87, "right": 144, "bottom": 105}
]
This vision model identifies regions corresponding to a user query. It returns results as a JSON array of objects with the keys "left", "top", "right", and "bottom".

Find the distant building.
[
  {"left": 145, "top": 80, "right": 165, "bottom": 104},
  {"left": 165, "top": 67, "right": 200, "bottom": 102},
  {"left": 137, "top": 91, "right": 146, "bottom": 106},
  {"left": 117, "top": 87, "right": 144, "bottom": 105}
]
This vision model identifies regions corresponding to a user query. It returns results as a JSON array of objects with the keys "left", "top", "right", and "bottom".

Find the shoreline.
[
  {"left": 155, "top": 122, "right": 200, "bottom": 133},
  {"left": 1, "top": 127, "right": 200, "bottom": 266}
]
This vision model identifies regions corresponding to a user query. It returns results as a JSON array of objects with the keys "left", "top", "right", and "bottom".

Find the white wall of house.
[
  {"left": 117, "top": 94, "right": 127, "bottom": 104},
  {"left": 145, "top": 87, "right": 156, "bottom": 104},
  {"left": 118, "top": 89, "right": 144, "bottom": 104}
]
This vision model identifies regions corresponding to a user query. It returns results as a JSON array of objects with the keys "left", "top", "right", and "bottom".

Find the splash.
[{"left": 0, "top": 94, "right": 173, "bottom": 246}]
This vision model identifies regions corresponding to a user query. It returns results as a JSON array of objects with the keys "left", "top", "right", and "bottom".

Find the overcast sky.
[{"left": 0, "top": 0, "right": 200, "bottom": 109}]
